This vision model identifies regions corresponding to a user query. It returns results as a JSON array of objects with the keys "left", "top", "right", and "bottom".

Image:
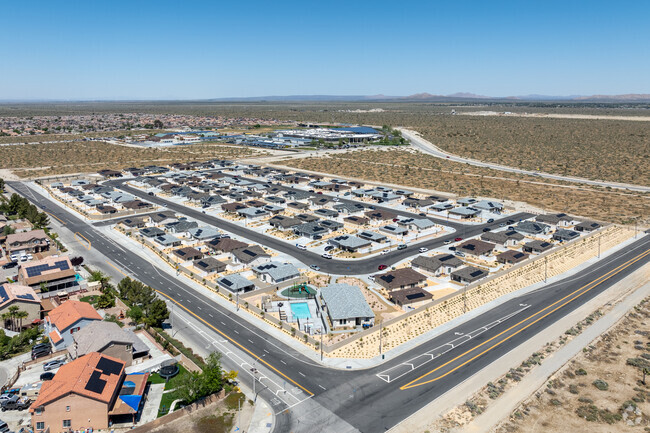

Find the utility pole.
[
  {"left": 544, "top": 256, "right": 548, "bottom": 283},
  {"left": 236, "top": 292, "right": 239, "bottom": 311},
  {"left": 320, "top": 331, "right": 323, "bottom": 361},
  {"left": 598, "top": 234, "right": 601, "bottom": 258},
  {"left": 463, "top": 284, "right": 468, "bottom": 313},
  {"left": 379, "top": 320, "right": 383, "bottom": 360}
]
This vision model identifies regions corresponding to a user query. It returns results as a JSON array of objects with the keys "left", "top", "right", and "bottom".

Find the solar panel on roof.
[
  {"left": 221, "top": 278, "right": 233, "bottom": 286},
  {"left": 85, "top": 370, "right": 107, "bottom": 394},
  {"left": 0, "top": 286, "right": 7, "bottom": 302},
  {"left": 97, "top": 357, "right": 123, "bottom": 376},
  {"left": 470, "top": 270, "right": 484, "bottom": 277},
  {"left": 405, "top": 292, "right": 425, "bottom": 300},
  {"left": 15, "top": 293, "right": 36, "bottom": 301}
]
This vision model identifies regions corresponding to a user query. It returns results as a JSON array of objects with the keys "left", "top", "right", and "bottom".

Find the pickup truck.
[{"left": 1, "top": 395, "right": 30, "bottom": 411}]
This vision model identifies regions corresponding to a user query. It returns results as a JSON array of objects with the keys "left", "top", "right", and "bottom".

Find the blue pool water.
[
  {"left": 290, "top": 302, "right": 311, "bottom": 319},
  {"left": 75, "top": 274, "right": 83, "bottom": 282}
]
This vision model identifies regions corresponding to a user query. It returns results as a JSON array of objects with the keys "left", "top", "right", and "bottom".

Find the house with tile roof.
[
  {"left": 18, "top": 255, "right": 77, "bottom": 293},
  {"left": 0, "top": 283, "right": 41, "bottom": 328},
  {"left": 30, "top": 352, "right": 148, "bottom": 432},
  {"left": 44, "top": 300, "right": 102, "bottom": 350}
]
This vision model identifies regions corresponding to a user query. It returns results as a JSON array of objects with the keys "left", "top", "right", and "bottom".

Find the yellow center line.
[
  {"left": 45, "top": 211, "right": 66, "bottom": 225},
  {"left": 154, "top": 289, "right": 314, "bottom": 396},
  {"left": 105, "top": 260, "right": 128, "bottom": 277},
  {"left": 74, "top": 232, "right": 92, "bottom": 250},
  {"left": 401, "top": 248, "right": 650, "bottom": 390}
]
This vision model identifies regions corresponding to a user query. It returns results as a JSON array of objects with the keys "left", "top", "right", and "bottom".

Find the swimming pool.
[{"left": 290, "top": 302, "right": 311, "bottom": 320}]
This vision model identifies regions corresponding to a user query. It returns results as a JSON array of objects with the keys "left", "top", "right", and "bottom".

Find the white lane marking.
[{"left": 376, "top": 304, "right": 531, "bottom": 383}]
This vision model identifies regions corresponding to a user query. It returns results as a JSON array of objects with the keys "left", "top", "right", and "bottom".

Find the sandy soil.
[
  {"left": 495, "top": 297, "right": 650, "bottom": 433},
  {"left": 460, "top": 111, "right": 650, "bottom": 122}
]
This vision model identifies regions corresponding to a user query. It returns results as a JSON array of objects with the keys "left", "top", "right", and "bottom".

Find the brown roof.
[
  {"left": 222, "top": 202, "right": 248, "bottom": 213},
  {"left": 173, "top": 246, "right": 203, "bottom": 259},
  {"left": 344, "top": 216, "right": 370, "bottom": 225},
  {"left": 496, "top": 250, "right": 529, "bottom": 264},
  {"left": 376, "top": 268, "right": 427, "bottom": 290},
  {"left": 19, "top": 255, "right": 76, "bottom": 287},
  {"left": 390, "top": 287, "right": 433, "bottom": 306},
  {"left": 47, "top": 300, "right": 102, "bottom": 332},
  {"left": 458, "top": 239, "right": 496, "bottom": 256},
  {"left": 6, "top": 229, "right": 48, "bottom": 247},
  {"left": 30, "top": 353, "right": 125, "bottom": 410},
  {"left": 365, "top": 210, "right": 398, "bottom": 221},
  {"left": 206, "top": 237, "right": 248, "bottom": 253}
]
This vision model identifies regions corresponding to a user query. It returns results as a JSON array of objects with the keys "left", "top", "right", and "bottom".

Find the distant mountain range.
[{"left": 207, "top": 93, "right": 650, "bottom": 103}]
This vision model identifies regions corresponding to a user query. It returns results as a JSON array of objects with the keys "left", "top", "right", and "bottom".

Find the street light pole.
[
  {"left": 320, "top": 331, "right": 323, "bottom": 361},
  {"left": 598, "top": 234, "right": 601, "bottom": 258},
  {"left": 236, "top": 292, "right": 239, "bottom": 311}
]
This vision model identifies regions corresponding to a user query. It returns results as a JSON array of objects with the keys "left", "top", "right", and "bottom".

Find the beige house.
[
  {"left": 5, "top": 229, "right": 50, "bottom": 254},
  {"left": 68, "top": 321, "right": 149, "bottom": 366},
  {"left": 0, "top": 283, "right": 41, "bottom": 329}
]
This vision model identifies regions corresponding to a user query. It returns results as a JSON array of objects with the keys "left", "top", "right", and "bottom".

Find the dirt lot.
[
  {"left": 0, "top": 141, "right": 259, "bottom": 178},
  {"left": 282, "top": 149, "right": 650, "bottom": 224},
  {"left": 145, "top": 392, "right": 252, "bottom": 433},
  {"left": 495, "top": 297, "right": 650, "bottom": 433}
]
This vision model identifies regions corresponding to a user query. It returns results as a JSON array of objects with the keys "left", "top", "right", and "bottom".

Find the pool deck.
[{"left": 278, "top": 299, "right": 324, "bottom": 333}]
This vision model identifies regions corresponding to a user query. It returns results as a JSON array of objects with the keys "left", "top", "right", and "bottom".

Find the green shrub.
[{"left": 592, "top": 379, "right": 609, "bottom": 391}]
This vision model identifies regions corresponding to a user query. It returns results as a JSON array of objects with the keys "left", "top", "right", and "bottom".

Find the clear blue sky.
[{"left": 2, "top": 0, "right": 649, "bottom": 100}]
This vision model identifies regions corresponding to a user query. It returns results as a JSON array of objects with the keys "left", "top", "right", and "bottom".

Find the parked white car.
[{"left": 419, "top": 247, "right": 428, "bottom": 253}]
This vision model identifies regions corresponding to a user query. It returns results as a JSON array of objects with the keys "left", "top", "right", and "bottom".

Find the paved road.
[
  {"left": 400, "top": 128, "right": 650, "bottom": 193},
  {"left": 105, "top": 178, "right": 532, "bottom": 274},
  {"left": 10, "top": 181, "right": 650, "bottom": 432}
]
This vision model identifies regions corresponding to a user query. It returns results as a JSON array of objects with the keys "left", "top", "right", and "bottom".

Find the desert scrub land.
[
  {"left": 284, "top": 149, "right": 649, "bottom": 224},
  {"left": 416, "top": 115, "right": 650, "bottom": 186},
  {"left": 1, "top": 141, "right": 259, "bottom": 178},
  {"left": 496, "top": 297, "right": 650, "bottom": 432}
]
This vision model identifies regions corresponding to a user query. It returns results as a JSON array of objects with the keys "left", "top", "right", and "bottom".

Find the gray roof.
[
  {"left": 139, "top": 227, "right": 165, "bottom": 238},
  {"left": 314, "top": 208, "right": 339, "bottom": 218},
  {"left": 188, "top": 227, "right": 220, "bottom": 240},
  {"left": 333, "top": 202, "right": 366, "bottom": 213},
  {"left": 217, "top": 273, "right": 255, "bottom": 292},
  {"left": 155, "top": 234, "right": 181, "bottom": 245},
  {"left": 237, "top": 207, "right": 269, "bottom": 218},
  {"left": 358, "top": 231, "right": 387, "bottom": 242},
  {"left": 329, "top": 235, "right": 371, "bottom": 250},
  {"left": 166, "top": 220, "right": 199, "bottom": 233},
  {"left": 320, "top": 283, "right": 374, "bottom": 321},
  {"left": 515, "top": 221, "right": 550, "bottom": 234},
  {"left": 68, "top": 321, "right": 145, "bottom": 358},
  {"left": 252, "top": 262, "right": 300, "bottom": 281},
  {"left": 294, "top": 221, "right": 328, "bottom": 237},
  {"left": 449, "top": 206, "right": 480, "bottom": 216},
  {"left": 380, "top": 225, "right": 408, "bottom": 235},
  {"left": 399, "top": 218, "right": 435, "bottom": 230},
  {"left": 473, "top": 200, "right": 504, "bottom": 211}
]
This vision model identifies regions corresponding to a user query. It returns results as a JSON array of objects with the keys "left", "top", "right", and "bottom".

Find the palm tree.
[
  {"left": 89, "top": 270, "right": 110, "bottom": 292},
  {"left": 15, "top": 310, "right": 29, "bottom": 330},
  {"left": 7, "top": 306, "right": 20, "bottom": 331},
  {"left": 1, "top": 312, "right": 12, "bottom": 331}
]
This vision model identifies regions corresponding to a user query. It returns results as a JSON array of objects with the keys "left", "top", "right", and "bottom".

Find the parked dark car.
[
  {"left": 1, "top": 262, "right": 17, "bottom": 269},
  {"left": 397, "top": 244, "right": 407, "bottom": 250},
  {"left": 31, "top": 346, "right": 51, "bottom": 360},
  {"left": 487, "top": 218, "right": 494, "bottom": 223},
  {"left": 40, "top": 372, "right": 55, "bottom": 381},
  {"left": 482, "top": 227, "right": 491, "bottom": 232},
  {"left": 312, "top": 235, "right": 323, "bottom": 240},
  {"left": 506, "top": 219, "right": 515, "bottom": 225}
]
